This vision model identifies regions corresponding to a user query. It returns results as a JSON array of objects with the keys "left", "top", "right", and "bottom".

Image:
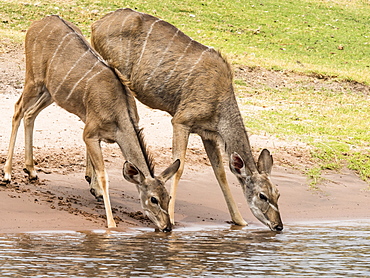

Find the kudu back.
[
  {"left": 3, "top": 15, "right": 180, "bottom": 231},
  {"left": 91, "top": 9, "right": 283, "bottom": 231}
]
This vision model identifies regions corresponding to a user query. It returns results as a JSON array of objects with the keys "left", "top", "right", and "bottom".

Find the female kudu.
[
  {"left": 3, "top": 15, "right": 180, "bottom": 231},
  {"left": 91, "top": 9, "right": 283, "bottom": 231}
]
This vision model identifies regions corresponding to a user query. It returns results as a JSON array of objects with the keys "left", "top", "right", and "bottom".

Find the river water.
[{"left": 0, "top": 220, "right": 369, "bottom": 277}]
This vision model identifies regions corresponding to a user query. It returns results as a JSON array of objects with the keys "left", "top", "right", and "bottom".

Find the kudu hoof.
[
  {"left": 1, "top": 179, "right": 10, "bottom": 186},
  {"left": 23, "top": 168, "right": 38, "bottom": 181},
  {"left": 85, "top": 175, "right": 91, "bottom": 184},
  {"left": 90, "top": 188, "right": 103, "bottom": 203}
]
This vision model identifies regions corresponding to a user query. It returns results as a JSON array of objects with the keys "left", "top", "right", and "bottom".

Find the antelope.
[
  {"left": 91, "top": 8, "right": 283, "bottom": 231},
  {"left": 3, "top": 15, "right": 180, "bottom": 231}
]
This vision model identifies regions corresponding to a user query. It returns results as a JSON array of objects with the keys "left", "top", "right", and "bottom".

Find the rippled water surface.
[{"left": 1, "top": 221, "right": 369, "bottom": 277}]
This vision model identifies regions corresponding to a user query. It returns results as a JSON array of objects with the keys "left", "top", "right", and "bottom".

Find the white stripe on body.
[
  {"left": 142, "top": 29, "right": 181, "bottom": 92},
  {"left": 54, "top": 50, "right": 90, "bottom": 94},
  {"left": 31, "top": 25, "right": 58, "bottom": 81},
  {"left": 31, "top": 21, "right": 50, "bottom": 73},
  {"left": 65, "top": 60, "right": 101, "bottom": 101},
  {"left": 101, "top": 12, "right": 119, "bottom": 69},
  {"left": 84, "top": 67, "right": 106, "bottom": 91},
  {"left": 173, "top": 47, "right": 211, "bottom": 95},
  {"left": 46, "top": 32, "right": 74, "bottom": 77},
  {"left": 157, "top": 39, "right": 194, "bottom": 94},
  {"left": 105, "top": 14, "right": 117, "bottom": 49},
  {"left": 136, "top": 19, "right": 162, "bottom": 67},
  {"left": 122, "top": 17, "right": 134, "bottom": 74}
]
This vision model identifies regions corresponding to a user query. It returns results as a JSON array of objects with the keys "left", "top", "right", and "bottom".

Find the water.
[{"left": 0, "top": 221, "right": 369, "bottom": 277}]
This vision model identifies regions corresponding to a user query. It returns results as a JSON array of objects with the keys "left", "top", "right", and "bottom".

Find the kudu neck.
[
  {"left": 117, "top": 104, "right": 155, "bottom": 178},
  {"left": 219, "top": 97, "right": 258, "bottom": 173}
]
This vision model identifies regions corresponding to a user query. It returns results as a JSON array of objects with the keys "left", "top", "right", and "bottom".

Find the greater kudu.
[
  {"left": 91, "top": 8, "right": 283, "bottom": 231},
  {"left": 3, "top": 15, "right": 180, "bottom": 231}
]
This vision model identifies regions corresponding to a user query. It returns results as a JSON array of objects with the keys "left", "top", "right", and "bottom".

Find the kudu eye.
[
  {"left": 259, "top": 193, "right": 268, "bottom": 202},
  {"left": 150, "top": 196, "right": 158, "bottom": 204}
]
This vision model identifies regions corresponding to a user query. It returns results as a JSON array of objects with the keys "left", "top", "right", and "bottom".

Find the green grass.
[
  {"left": 1, "top": 0, "right": 369, "bottom": 82},
  {"left": 1, "top": 0, "right": 370, "bottom": 184},
  {"left": 236, "top": 83, "right": 370, "bottom": 183}
]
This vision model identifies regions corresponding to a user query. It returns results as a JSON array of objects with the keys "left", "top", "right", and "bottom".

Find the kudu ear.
[
  {"left": 123, "top": 161, "right": 146, "bottom": 185},
  {"left": 158, "top": 159, "right": 181, "bottom": 183},
  {"left": 230, "top": 152, "right": 250, "bottom": 177},
  {"left": 257, "top": 149, "right": 273, "bottom": 175}
]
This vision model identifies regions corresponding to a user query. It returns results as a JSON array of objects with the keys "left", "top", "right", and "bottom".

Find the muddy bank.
[{"left": 1, "top": 93, "right": 369, "bottom": 233}]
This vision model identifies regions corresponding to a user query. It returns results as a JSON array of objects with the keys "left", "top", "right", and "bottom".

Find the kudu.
[
  {"left": 3, "top": 15, "right": 180, "bottom": 231},
  {"left": 91, "top": 8, "right": 283, "bottom": 231}
]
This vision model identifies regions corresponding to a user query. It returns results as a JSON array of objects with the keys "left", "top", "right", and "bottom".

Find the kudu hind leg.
[
  {"left": 202, "top": 138, "right": 247, "bottom": 226},
  {"left": 23, "top": 91, "right": 53, "bottom": 180},
  {"left": 3, "top": 96, "right": 26, "bottom": 182}
]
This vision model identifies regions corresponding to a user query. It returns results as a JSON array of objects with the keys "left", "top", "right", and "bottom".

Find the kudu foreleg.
[
  {"left": 202, "top": 138, "right": 247, "bottom": 226},
  {"left": 83, "top": 131, "right": 116, "bottom": 228},
  {"left": 169, "top": 123, "right": 190, "bottom": 225},
  {"left": 85, "top": 150, "right": 104, "bottom": 202},
  {"left": 85, "top": 150, "right": 93, "bottom": 184}
]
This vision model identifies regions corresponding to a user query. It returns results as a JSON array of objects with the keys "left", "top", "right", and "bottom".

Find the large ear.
[
  {"left": 158, "top": 159, "right": 180, "bottom": 183},
  {"left": 123, "top": 161, "right": 145, "bottom": 185},
  {"left": 257, "top": 149, "right": 273, "bottom": 175},
  {"left": 230, "top": 152, "right": 249, "bottom": 177}
]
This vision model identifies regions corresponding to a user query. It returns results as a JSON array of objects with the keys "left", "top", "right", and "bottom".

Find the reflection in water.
[{"left": 0, "top": 221, "right": 370, "bottom": 277}]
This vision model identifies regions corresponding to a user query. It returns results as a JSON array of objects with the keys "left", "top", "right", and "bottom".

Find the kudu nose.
[
  {"left": 162, "top": 227, "right": 172, "bottom": 233},
  {"left": 273, "top": 224, "right": 283, "bottom": 232}
]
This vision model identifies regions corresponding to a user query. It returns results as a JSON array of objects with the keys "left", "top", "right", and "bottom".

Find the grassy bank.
[
  {"left": 235, "top": 78, "right": 370, "bottom": 185},
  {"left": 1, "top": 0, "right": 369, "bottom": 184},
  {"left": 1, "top": 0, "right": 369, "bottom": 82}
]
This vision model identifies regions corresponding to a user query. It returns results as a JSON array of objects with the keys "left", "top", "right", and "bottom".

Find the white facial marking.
[
  {"left": 250, "top": 196, "right": 271, "bottom": 227},
  {"left": 269, "top": 203, "right": 279, "bottom": 212},
  {"left": 159, "top": 204, "right": 168, "bottom": 215}
]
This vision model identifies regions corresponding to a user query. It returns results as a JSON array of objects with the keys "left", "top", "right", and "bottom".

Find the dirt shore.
[{"left": 1, "top": 47, "right": 369, "bottom": 233}]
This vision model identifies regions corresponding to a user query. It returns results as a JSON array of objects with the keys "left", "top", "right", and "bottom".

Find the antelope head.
[
  {"left": 230, "top": 149, "right": 283, "bottom": 231},
  {"left": 123, "top": 159, "right": 180, "bottom": 232}
]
